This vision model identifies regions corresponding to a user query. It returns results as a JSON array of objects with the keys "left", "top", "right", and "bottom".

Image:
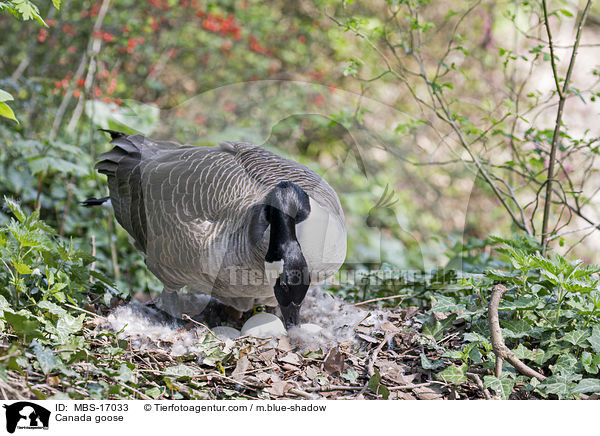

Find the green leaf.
[
  {"left": 31, "top": 340, "right": 57, "bottom": 375},
  {"left": 503, "top": 319, "right": 534, "bottom": 339},
  {"left": 581, "top": 351, "right": 600, "bottom": 375},
  {"left": 437, "top": 364, "right": 467, "bottom": 385},
  {"left": 4, "top": 197, "right": 25, "bottom": 222},
  {"left": 38, "top": 301, "right": 67, "bottom": 316},
  {"left": 587, "top": 326, "right": 600, "bottom": 353},
  {"left": 341, "top": 368, "right": 359, "bottom": 384},
  {"left": 0, "top": 89, "right": 14, "bottom": 102},
  {"left": 117, "top": 364, "right": 135, "bottom": 383},
  {"left": 540, "top": 372, "right": 581, "bottom": 398},
  {"left": 513, "top": 343, "right": 534, "bottom": 360},
  {"left": 368, "top": 367, "right": 389, "bottom": 399},
  {"left": 165, "top": 364, "right": 197, "bottom": 378},
  {"left": 4, "top": 312, "right": 40, "bottom": 337},
  {"left": 12, "top": 0, "right": 47, "bottom": 26},
  {"left": 559, "top": 8, "right": 573, "bottom": 17},
  {"left": 572, "top": 378, "right": 600, "bottom": 394},
  {"left": 430, "top": 295, "right": 461, "bottom": 313},
  {"left": 0, "top": 295, "right": 10, "bottom": 314},
  {"left": 562, "top": 329, "right": 590, "bottom": 347},
  {"left": 552, "top": 354, "right": 578, "bottom": 373},
  {"left": 498, "top": 296, "right": 538, "bottom": 311},
  {"left": 422, "top": 314, "right": 457, "bottom": 341},
  {"left": 52, "top": 0, "right": 61, "bottom": 9},
  {"left": 463, "top": 332, "right": 490, "bottom": 345},
  {"left": 56, "top": 313, "right": 84, "bottom": 342},
  {"left": 483, "top": 375, "right": 515, "bottom": 400},
  {"left": 145, "top": 387, "right": 162, "bottom": 399},
  {"left": 420, "top": 353, "right": 445, "bottom": 370},
  {"left": 13, "top": 262, "right": 32, "bottom": 274}
]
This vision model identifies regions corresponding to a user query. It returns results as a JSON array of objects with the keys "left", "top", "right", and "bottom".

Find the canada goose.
[{"left": 91, "top": 130, "right": 347, "bottom": 328}]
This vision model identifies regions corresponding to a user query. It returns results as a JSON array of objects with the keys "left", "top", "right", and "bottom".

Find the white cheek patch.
[
  {"left": 264, "top": 260, "right": 284, "bottom": 287},
  {"left": 296, "top": 197, "right": 347, "bottom": 278}
]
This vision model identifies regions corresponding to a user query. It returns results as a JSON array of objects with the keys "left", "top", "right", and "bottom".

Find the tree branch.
[
  {"left": 488, "top": 284, "right": 546, "bottom": 382},
  {"left": 540, "top": 0, "right": 592, "bottom": 253}
]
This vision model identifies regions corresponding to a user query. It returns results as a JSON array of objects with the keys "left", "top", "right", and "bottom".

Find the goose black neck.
[{"left": 265, "top": 210, "right": 298, "bottom": 262}]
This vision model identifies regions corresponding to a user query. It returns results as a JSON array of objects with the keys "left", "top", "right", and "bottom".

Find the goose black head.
[{"left": 263, "top": 181, "right": 311, "bottom": 329}]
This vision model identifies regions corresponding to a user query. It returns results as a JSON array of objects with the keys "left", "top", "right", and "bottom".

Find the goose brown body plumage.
[{"left": 94, "top": 130, "right": 347, "bottom": 327}]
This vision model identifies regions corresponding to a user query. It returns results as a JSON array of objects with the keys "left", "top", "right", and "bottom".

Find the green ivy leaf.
[
  {"left": 37, "top": 301, "right": 67, "bottom": 316},
  {"left": 503, "top": 319, "right": 534, "bottom": 339},
  {"left": 572, "top": 378, "right": 600, "bottom": 395},
  {"left": 498, "top": 296, "right": 538, "bottom": 311},
  {"left": 56, "top": 313, "right": 84, "bottom": 342},
  {"left": 540, "top": 372, "right": 581, "bottom": 398},
  {"left": 368, "top": 367, "right": 389, "bottom": 399},
  {"left": 587, "top": 326, "right": 600, "bottom": 353},
  {"left": 420, "top": 353, "right": 445, "bottom": 370},
  {"left": 552, "top": 354, "right": 578, "bottom": 373},
  {"left": 117, "top": 364, "right": 135, "bottom": 383},
  {"left": 437, "top": 364, "right": 467, "bottom": 385},
  {"left": 145, "top": 387, "right": 162, "bottom": 399},
  {"left": 31, "top": 340, "right": 57, "bottom": 375},
  {"left": 581, "top": 351, "right": 600, "bottom": 375},
  {"left": 430, "top": 295, "right": 461, "bottom": 313},
  {"left": 4, "top": 312, "right": 40, "bottom": 337},
  {"left": 513, "top": 343, "right": 534, "bottom": 360},
  {"left": 483, "top": 375, "right": 515, "bottom": 400},
  {"left": 562, "top": 329, "right": 591, "bottom": 347},
  {"left": 341, "top": 368, "right": 359, "bottom": 384}
]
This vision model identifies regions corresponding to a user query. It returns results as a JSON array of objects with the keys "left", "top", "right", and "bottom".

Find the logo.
[{"left": 3, "top": 402, "right": 50, "bottom": 433}]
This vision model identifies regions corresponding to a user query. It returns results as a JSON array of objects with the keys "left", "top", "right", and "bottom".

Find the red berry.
[{"left": 37, "top": 29, "right": 48, "bottom": 43}]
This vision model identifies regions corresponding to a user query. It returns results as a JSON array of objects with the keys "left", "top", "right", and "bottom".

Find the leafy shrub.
[
  {"left": 0, "top": 197, "right": 114, "bottom": 389},
  {"left": 422, "top": 236, "right": 600, "bottom": 399}
]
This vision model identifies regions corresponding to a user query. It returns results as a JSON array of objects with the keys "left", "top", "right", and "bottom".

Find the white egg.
[
  {"left": 299, "top": 323, "right": 323, "bottom": 335},
  {"left": 211, "top": 326, "right": 241, "bottom": 340},
  {"left": 241, "top": 313, "right": 286, "bottom": 338}
]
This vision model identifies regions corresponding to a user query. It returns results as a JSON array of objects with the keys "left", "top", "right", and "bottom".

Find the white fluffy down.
[{"left": 106, "top": 286, "right": 386, "bottom": 356}]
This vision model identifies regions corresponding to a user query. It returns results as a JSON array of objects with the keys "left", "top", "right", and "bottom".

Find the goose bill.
[{"left": 279, "top": 302, "right": 301, "bottom": 329}]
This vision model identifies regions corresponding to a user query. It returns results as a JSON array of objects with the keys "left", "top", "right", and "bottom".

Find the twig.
[
  {"left": 387, "top": 382, "right": 433, "bottom": 391},
  {"left": 63, "top": 303, "right": 104, "bottom": 320},
  {"left": 90, "top": 234, "right": 96, "bottom": 283},
  {"left": 106, "top": 215, "right": 120, "bottom": 281},
  {"left": 488, "top": 285, "right": 546, "bottom": 382},
  {"left": 287, "top": 388, "right": 314, "bottom": 399},
  {"left": 59, "top": 174, "right": 75, "bottom": 237},
  {"left": 540, "top": 0, "right": 592, "bottom": 253},
  {"left": 353, "top": 294, "right": 408, "bottom": 306},
  {"left": 115, "top": 380, "right": 152, "bottom": 400},
  {"left": 303, "top": 385, "right": 362, "bottom": 392},
  {"left": 467, "top": 373, "right": 491, "bottom": 400},
  {"left": 367, "top": 334, "right": 393, "bottom": 377},
  {"left": 50, "top": 0, "right": 111, "bottom": 139}
]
